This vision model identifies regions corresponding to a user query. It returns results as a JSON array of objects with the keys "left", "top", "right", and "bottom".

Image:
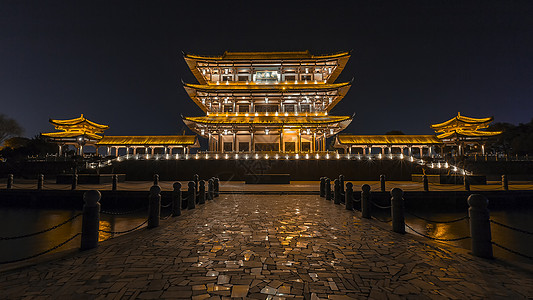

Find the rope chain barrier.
[
  {"left": 405, "top": 211, "right": 470, "bottom": 224},
  {"left": 99, "top": 219, "right": 148, "bottom": 234},
  {"left": 0, "top": 233, "right": 81, "bottom": 265},
  {"left": 0, "top": 213, "right": 83, "bottom": 240},
  {"left": 101, "top": 207, "right": 147, "bottom": 216},
  {"left": 160, "top": 211, "right": 172, "bottom": 220},
  {"left": 160, "top": 202, "right": 172, "bottom": 208},
  {"left": 405, "top": 223, "right": 471, "bottom": 242},
  {"left": 370, "top": 200, "right": 392, "bottom": 209},
  {"left": 490, "top": 220, "right": 533, "bottom": 235},
  {"left": 492, "top": 242, "right": 533, "bottom": 260},
  {"left": 351, "top": 195, "right": 361, "bottom": 203}
]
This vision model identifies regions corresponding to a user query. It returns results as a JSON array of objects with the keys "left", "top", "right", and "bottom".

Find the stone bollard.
[
  {"left": 345, "top": 182, "right": 354, "bottom": 210},
  {"left": 214, "top": 177, "right": 220, "bottom": 197},
  {"left": 148, "top": 185, "right": 161, "bottom": 228},
  {"left": 198, "top": 180, "right": 206, "bottom": 204},
  {"left": 81, "top": 190, "right": 101, "bottom": 250},
  {"left": 194, "top": 174, "right": 199, "bottom": 194},
  {"left": 172, "top": 182, "right": 182, "bottom": 217},
  {"left": 112, "top": 174, "right": 118, "bottom": 191},
  {"left": 464, "top": 176, "right": 470, "bottom": 191},
  {"left": 207, "top": 178, "right": 214, "bottom": 200},
  {"left": 71, "top": 174, "right": 78, "bottom": 190},
  {"left": 153, "top": 174, "right": 159, "bottom": 186},
  {"left": 325, "top": 178, "right": 332, "bottom": 200},
  {"left": 37, "top": 174, "right": 44, "bottom": 190},
  {"left": 502, "top": 175, "right": 508, "bottom": 191},
  {"left": 339, "top": 175, "right": 345, "bottom": 195},
  {"left": 187, "top": 181, "right": 196, "bottom": 209},
  {"left": 333, "top": 179, "right": 341, "bottom": 204},
  {"left": 361, "top": 184, "right": 371, "bottom": 219},
  {"left": 423, "top": 174, "right": 429, "bottom": 192},
  {"left": 319, "top": 177, "right": 325, "bottom": 198},
  {"left": 380, "top": 174, "right": 386, "bottom": 192},
  {"left": 391, "top": 188, "right": 405, "bottom": 234},
  {"left": 7, "top": 174, "right": 13, "bottom": 189},
  {"left": 468, "top": 194, "right": 493, "bottom": 258}
]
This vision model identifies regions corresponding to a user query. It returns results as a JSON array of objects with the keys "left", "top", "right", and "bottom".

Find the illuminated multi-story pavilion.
[
  {"left": 181, "top": 51, "right": 354, "bottom": 153},
  {"left": 431, "top": 112, "right": 502, "bottom": 155}
]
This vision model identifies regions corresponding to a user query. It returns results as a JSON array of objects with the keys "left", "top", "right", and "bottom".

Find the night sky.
[{"left": 1, "top": 0, "right": 532, "bottom": 138}]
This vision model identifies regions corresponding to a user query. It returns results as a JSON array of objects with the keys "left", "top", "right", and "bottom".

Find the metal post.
[
  {"left": 423, "top": 174, "right": 429, "bottom": 192},
  {"left": 345, "top": 182, "right": 353, "bottom": 210},
  {"left": 198, "top": 180, "right": 206, "bottom": 204},
  {"left": 214, "top": 177, "right": 220, "bottom": 197},
  {"left": 325, "top": 178, "right": 331, "bottom": 200},
  {"left": 37, "top": 174, "right": 44, "bottom": 190},
  {"left": 502, "top": 175, "right": 508, "bottom": 191},
  {"left": 71, "top": 174, "right": 78, "bottom": 190},
  {"left": 81, "top": 190, "right": 101, "bottom": 250},
  {"left": 468, "top": 194, "right": 493, "bottom": 258},
  {"left": 207, "top": 178, "right": 214, "bottom": 200},
  {"left": 148, "top": 185, "right": 161, "bottom": 228},
  {"left": 380, "top": 174, "right": 386, "bottom": 192},
  {"left": 7, "top": 174, "right": 13, "bottom": 190},
  {"left": 172, "top": 182, "right": 182, "bottom": 217},
  {"left": 153, "top": 174, "right": 159, "bottom": 186},
  {"left": 333, "top": 179, "right": 341, "bottom": 204},
  {"left": 319, "top": 177, "right": 325, "bottom": 198},
  {"left": 187, "top": 181, "right": 196, "bottom": 209},
  {"left": 361, "top": 184, "right": 371, "bottom": 219},
  {"left": 391, "top": 188, "right": 405, "bottom": 234},
  {"left": 464, "top": 175, "right": 470, "bottom": 191},
  {"left": 112, "top": 174, "right": 118, "bottom": 191}
]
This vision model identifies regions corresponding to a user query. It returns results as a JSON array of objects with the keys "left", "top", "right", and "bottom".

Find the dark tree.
[{"left": 0, "top": 114, "right": 24, "bottom": 146}]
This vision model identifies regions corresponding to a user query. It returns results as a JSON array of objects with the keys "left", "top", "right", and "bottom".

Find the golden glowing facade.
[
  {"left": 431, "top": 112, "right": 502, "bottom": 155},
  {"left": 42, "top": 115, "right": 198, "bottom": 156},
  {"left": 182, "top": 51, "right": 354, "bottom": 153}
]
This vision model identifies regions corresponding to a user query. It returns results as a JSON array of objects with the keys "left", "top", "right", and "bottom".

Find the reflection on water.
[
  {"left": 0, "top": 208, "right": 147, "bottom": 264},
  {"left": 395, "top": 208, "right": 533, "bottom": 263}
]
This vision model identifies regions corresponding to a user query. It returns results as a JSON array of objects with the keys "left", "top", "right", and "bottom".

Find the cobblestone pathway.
[{"left": 1, "top": 195, "right": 532, "bottom": 299}]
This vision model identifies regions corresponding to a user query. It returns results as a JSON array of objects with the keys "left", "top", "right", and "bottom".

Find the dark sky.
[{"left": 1, "top": 0, "right": 532, "bottom": 138}]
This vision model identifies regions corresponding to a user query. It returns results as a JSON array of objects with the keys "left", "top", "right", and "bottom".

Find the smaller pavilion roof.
[
  {"left": 436, "top": 130, "right": 502, "bottom": 139},
  {"left": 41, "top": 131, "right": 103, "bottom": 140},
  {"left": 97, "top": 135, "right": 199, "bottom": 147},
  {"left": 49, "top": 114, "right": 109, "bottom": 133},
  {"left": 431, "top": 112, "right": 493, "bottom": 131},
  {"left": 336, "top": 135, "right": 442, "bottom": 145}
]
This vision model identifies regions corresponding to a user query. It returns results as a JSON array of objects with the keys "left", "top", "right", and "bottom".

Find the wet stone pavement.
[{"left": 1, "top": 195, "right": 532, "bottom": 299}]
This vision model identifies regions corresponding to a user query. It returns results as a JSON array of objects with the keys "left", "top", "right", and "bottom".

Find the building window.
[
  {"left": 238, "top": 75, "right": 249, "bottom": 82},
  {"left": 223, "top": 105, "right": 233, "bottom": 112},
  {"left": 223, "top": 142, "right": 233, "bottom": 152},
  {"left": 284, "top": 75, "right": 296, "bottom": 81},
  {"left": 255, "top": 143, "right": 279, "bottom": 151},
  {"left": 238, "top": 105, "right": 249, "bottom": 112},
  {"left": 222, "top": 75, "right": 232, "bottom": 82},
  {"left": 301, "top": 104, "right": 310, "bottom": 112},
  {"left": 238, "top": 142, "right": 249, "bottom": 152},
  {"left": 301, "top": 74, "right": 312, "bottom": 81},
  {"left": 284, "top": 105, "right": 295, "bottom": 112},
  {"left": 284, "top": 142, "right": 296, "bottom": 152},
  {"left": 301, "top": 142, "right": 311, "bottom": 152},
  {"left": 255, "top": 105, "right": 278, "bottom": 112}
]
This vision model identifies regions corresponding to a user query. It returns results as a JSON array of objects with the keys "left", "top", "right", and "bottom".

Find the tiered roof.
[
  {"left": 431, "top": 112, "right": 501, "bottom": 139},
  {"left": 97, "top": 136, "right": 198, "bottom": 146},
  {"left": 183, "top": 115, "right": 352, "bottom": 126},
  {"left": 42, "top": 114, "right": 109, "bottom": 140}
]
